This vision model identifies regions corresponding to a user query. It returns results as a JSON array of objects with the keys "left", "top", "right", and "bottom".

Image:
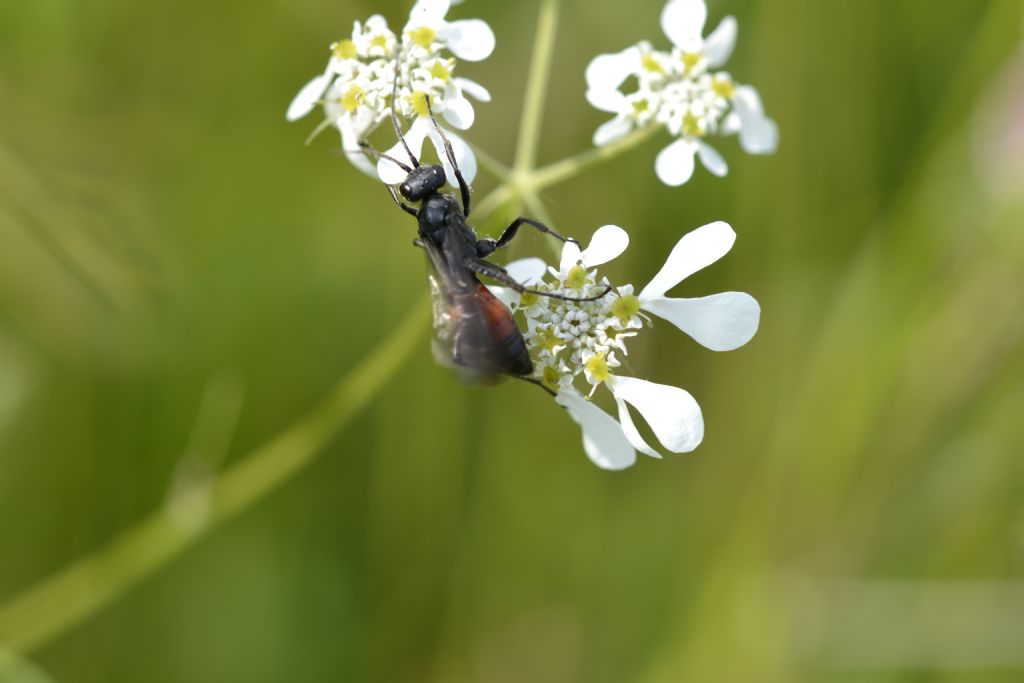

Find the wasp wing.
[{"left": 418, "top": 238, "right": 530, "bottom": 381}]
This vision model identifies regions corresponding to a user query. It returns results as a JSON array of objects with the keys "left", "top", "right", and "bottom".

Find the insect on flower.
[
  {"left": 359, "top": 46, "right": 611, "bottom": 388},
  {"left": 491, "top": 222, "right": 761, "bottom": 470}
]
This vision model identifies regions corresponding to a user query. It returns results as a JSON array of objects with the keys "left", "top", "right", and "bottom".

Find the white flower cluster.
[
  {"left": 493, "top": 222, "right": 761, "bottom": 470},
  {"left": 286, "top": 0, "right": 495, "bottom": 184},
  {"left": 586, "top": 0, "right": 778, "bottom": 186}
]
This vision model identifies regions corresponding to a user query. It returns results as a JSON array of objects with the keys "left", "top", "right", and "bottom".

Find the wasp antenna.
[
  {"left": 389, "top": 42, "right": 419, "bottom": 169},
  {"left": 425, "top": 99, "right": 472, "bottom": 216},
  {"left": 358, "top": 140, "right": 413, "bottom": 174}
]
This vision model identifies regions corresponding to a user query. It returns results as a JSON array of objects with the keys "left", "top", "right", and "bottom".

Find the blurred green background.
[{"left": 2, "top": 0, "right": 1024, "bottom": 681}]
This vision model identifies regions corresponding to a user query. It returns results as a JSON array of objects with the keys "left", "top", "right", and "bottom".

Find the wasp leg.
[
  {"left": 464, "top": 258, "right": 612, "bottom": 303},
  {"left": 426, "top": 101, "right": 472, "bottom": 218},
  {"left": 506, "top": 373, "right": 556, "bottom": 397},
  {"left": 475, "top": 217, "right": 577, "bottom": 257}
]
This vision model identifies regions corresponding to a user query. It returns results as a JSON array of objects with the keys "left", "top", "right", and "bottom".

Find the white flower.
[
  {"left": 555, "top": 380, "right": 703, "bottom": 470},
  {"left": 584, "top": 0, "right": 777, "bottom": 186},
  {"left": 660, "top": 0, "right": 738, "bottom": 71},
  {"left": 723, "top": 84, "right": 779, "bottom": 155},
  {"left": 634, "top": 221, "right": 761, "bottom": 350},
  {"left": 494, "top": 221, "right": 758, "bottom": 470},
  {"left": 405, "top": 0, "right": 496, "bottom": 62},
  {"left": 288, "top": 4, "right": 494, "bottom": 183}
]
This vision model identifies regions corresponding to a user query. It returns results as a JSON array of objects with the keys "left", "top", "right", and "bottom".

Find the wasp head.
[{"left": 399, "top": 164, "right": 447, "bottom": 201}]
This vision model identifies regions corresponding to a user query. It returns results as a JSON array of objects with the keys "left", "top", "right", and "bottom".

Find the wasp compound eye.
[{"left": 399, "top": 164, "right": 447, "bottom": 201}]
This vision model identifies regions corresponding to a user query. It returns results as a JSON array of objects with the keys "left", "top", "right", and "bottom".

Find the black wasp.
[{"left": 360, "top": 51, "right": 609, "bottom": 392}]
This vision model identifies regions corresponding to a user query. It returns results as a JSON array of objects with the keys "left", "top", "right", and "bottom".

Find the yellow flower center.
[
  {"left": 611, "top": 294, "right": 641, "bottom": 325},
  {"left": 429, "top": 60, "right": 452, "bottom": 82},
  {"left": 541, "top": 365, "right": 561, "bottom": 391},
  {"left": 410, "top": 90, "right": 432, "bottom": 117},
  {"left": 371, "top": 35, "right": 390, "bottom": 52},
  {"left": 409, "top": 26, "right": 436, "bottom": 48},
  {"left": 341, "top": 84, "right": 366, "bottom": 112},
  {"left": 682, "top": 110, "right": 703, "bottom": 137},
  {"left": 711, "top": 74, "right": 735, "bottom": 99},
  {"left": 565, "top": 265, "right": 588, "bottom": 290},
  {"left": 519, "top": 290, "right": 538, "bottom": 308},
  {"left": 537, "top": 325, "right": 562, "bottom": 353},
  {"left": 585, "top": 352, "right": 611, "bottom": 383},
  {"left": 681, "top": 51, "right": 703, "bottom": 72},
  {"left": 641, "top": 54, "right": 664, "bottom": 74},
  {"left": 632, "top": 98, "right": 649, "bottom": 115},
  {"left": 333, "top": 39, "right": 357, "bottom": 60}
]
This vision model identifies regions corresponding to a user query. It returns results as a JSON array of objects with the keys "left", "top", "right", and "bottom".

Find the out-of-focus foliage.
[{"left": 1, "top": 1, "right": 1023, "bottom": 681}]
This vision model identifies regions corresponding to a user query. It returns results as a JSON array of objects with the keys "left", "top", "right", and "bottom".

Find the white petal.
[
  {"left": 654, "top": 138, "right": 698, "bottom": 187},
  {"left": 641, "top": 292, "right": 760, "bottom": 351},
  {"left": 585, "top": 47, "right": 641, "bottom": 94},
  {"left": 696, "top": 140, "right": 728, "bottom": 177},
  {"left": 286, "top": 74, "right": 330, "bottom": 121},
  {"left": 340, "top": 117, "right": 380, "bottom": 178},
  {"left": 442, "top": 87, "right": 475, "bottom": 130},
  {"left": 377, "top": 117, "right": 429, "bottom": 183},
  {"left": 593, "top": 115, "right": 633, "bottom": 146},
  {"left": 407, "top": 0, "right": 450, "bottom": 28},
  {"left": 586, "top": 87, "right": 629, "bottom": 114},
  {"left": 703, "top": 16, "right": 737, "bottom": 67},
  {"left": 426, "top": 124, "right": 478, "bottom": 184},
  {"left": 440, "top": 19, "right": 496, "bottom": 61},
  {"left": 660, "top": 0, "right": 707, "bottom": 51},
  {"left": 638, "top": 221, "right": 736, "bottom": 299},
  {"left": 504, "top": 257, "right": 548, "bottom": 285},
  {"left": 721, "top": 111, "right": 742, "bottom": 136},
  {"left": 608, "top": 376, "right": 703, "bottom": 453},
  {"left": 733, "top": 85, "right": 779, "bottom": 154},
  {"left": 739, "top": 115, "right": 779, "bottom": 155},
  {"left": 365, "top": 14, "right": 389, "bottom": 31},
  {"left": 558, "top": 240, "right": 583, "bottom": 274},
  {"left": 454, "top": 76, "right": 491, "bottom": 102},
  {"left": 555, "top": 390, "right": 637, "bottom": 470},
  {"left": 615, "top": 398, "right": 662, "bottom": 459},
  {"left": 580, "top": 225, "right": 629, "bottom": 268}
]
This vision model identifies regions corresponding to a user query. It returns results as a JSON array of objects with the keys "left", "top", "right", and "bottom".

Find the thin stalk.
[
  {"left": 0, "top": 185, "right": 518, "bottom": 661},
  {"left": 513, "top": 0, "right": 561, "bottom": 174},
  {"left": 471, "top": 144, "right": 513, "bottom": 183},
  {"left": 530, "top": 124, "right": 662, "bottom": 191},
  {"left": 0, "top": 300, "right": 429, "bottom": 660},
  {"left": 472, "top": 184, "right": 515, "bottom": 219}
]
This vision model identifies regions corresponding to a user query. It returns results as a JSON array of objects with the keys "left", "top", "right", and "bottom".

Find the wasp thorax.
[{"left": 400, "top": 164, "right": 447, "bottom": 201}]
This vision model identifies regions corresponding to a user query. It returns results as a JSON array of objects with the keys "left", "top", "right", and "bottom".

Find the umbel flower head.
[
  {"left": 492, "top": 222, "right": 760, "bottom": 470},
  {"left": 586, "top": 0, "right": 778, "bottom": 186},
  {"left": 286, "top": 0, "right": 495, "bottom": 184}
]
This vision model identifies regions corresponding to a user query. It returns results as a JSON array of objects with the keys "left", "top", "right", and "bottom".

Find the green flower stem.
[
  {"left": 471, "top": 184, "right": 514, "bottom": 220},
  {"left": 474, "top": 127, "right": 661, "bottom": 219},
  {"left": 470, "top": 144, "right": 512, "bottom": 183},
  {"left": 530, "top": 124, "right": 663, "bottom": 192},
  {"left": 513, "top": 0, "right": 560, "bottom": 174},
  {"left": 0, "top": 300, "right": 431, "bottom": 662}
]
